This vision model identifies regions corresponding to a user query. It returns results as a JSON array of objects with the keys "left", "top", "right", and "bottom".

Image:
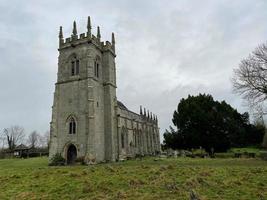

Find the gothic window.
[
  {"left": 138, "top": 131, "right": 141, "bottom": 147},
  {"left": 71, "top": 61, "right": 75, "bottom": 76},
  {"left": 76, "top": 60, "right": 79, "bottom": 74},
  {"left": 136, "top": 132, "right": 138, "bottom": 147},
  {"left": 68, "top": 117, "right": 76, "bottom": 134},
  {"left": 94, "top": 61, "right": 99, "bottom": 78},
  {"left": 139, "top": 130, "right": 142, "bottom": 148},
  {"left": 146, "top": 132, "right": 149, "bottom": 149},
  {"left": 70, "top": 59, "right": 79, "bottom": 76},
  {"left": 94, "top": 57, "right": 100, "bottom": 78},
  {"left": 150, "top": 133, "right": 153, "bottom": 149},
  {"left": 133, "top": 130, "right": 136, "bottom": 147},
  {"left": 121, "top": 132, "right": 125, "bottom": 149},
  {"left": 96, "top": 63, "right": 99, "bottom": 77}
]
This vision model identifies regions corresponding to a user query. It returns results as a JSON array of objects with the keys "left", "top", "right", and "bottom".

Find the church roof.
[{"left": 117, "top": 100, "right": 128, "bottom": 110}]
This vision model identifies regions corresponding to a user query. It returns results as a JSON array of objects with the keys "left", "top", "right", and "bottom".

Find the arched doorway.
[{"left": 67, "top": 144, "right": 77, "bottom": 164}]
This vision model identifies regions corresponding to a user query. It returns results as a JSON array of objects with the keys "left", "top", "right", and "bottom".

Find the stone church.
[{"left": 49, "top": 17, "right": 161, "bottom": 164}]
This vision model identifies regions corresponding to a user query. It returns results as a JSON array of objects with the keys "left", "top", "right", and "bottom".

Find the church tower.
[{"left": 49, "top": 17, "right": 118, "bottom": 163}]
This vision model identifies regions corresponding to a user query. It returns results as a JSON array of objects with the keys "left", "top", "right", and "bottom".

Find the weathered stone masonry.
[{"left": 49, "top": 17, "right": 161, "bottom": 163}]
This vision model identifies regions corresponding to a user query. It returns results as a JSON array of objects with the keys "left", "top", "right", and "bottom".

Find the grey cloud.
[{"left": 1, "top": 0, "right": 267, "bottom": 141}]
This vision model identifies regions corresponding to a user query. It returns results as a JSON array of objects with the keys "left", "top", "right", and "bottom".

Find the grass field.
[{"left": 0, "top": 157, "right": 266, "bottom": 200}]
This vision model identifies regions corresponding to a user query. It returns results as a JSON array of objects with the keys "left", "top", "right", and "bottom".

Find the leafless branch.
[
  {"left": 3, "top": 126, "right": 25, "bottom": 150},
  {"left": 232, "top": 42, "right": 267, "bottom": 114}
]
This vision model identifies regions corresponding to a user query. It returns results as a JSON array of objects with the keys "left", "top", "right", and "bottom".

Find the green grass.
[
  {"left": 214, "top": 147, "right": 262, "bottom": 158},
  {"left": 0, "top": 157, "right": 266, "bottom": 200},
  {"left": 230, "top": 147, "right": 261, "bottom": 154}
]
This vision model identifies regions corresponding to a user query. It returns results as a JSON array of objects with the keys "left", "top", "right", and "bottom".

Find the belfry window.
[
  {"left": 94, "top": 61, "right": 99, "bottom": 78},
  {"left": 69, "top": 117, "right": 76, "bottom": 134},
  {"left": 71, "top": 59, "right": 80, "bottom": 76},
  {"left": 76, "top": 60, "right": 79, "bottom": 74},
  {"left": 71, "top": 61, "right": 75, "bottom": 76}
]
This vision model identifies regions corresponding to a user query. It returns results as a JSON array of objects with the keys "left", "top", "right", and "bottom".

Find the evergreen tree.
[{"left": 163, "top": 94, "right": 265, "bottom": 152}]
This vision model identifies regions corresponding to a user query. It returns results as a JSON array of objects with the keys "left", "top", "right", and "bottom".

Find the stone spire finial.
[
  {"left": 87, "top": 16, "right": 92, "bottom": 37},
  {"left": 59, "top": 26, "right": 63, "bottom": 38},
  {"left": 150, "top": 112, "right": 153, "bottom": 119},
  {"left": 59, "top": 26, "right": 64, "bottom": 46},
  {"left": 72, "top": 21, "right": 77, "bottom": 36},
  {"left": 144, "top": 108, "right": 146, "bottom": 116},
  {"left": 147, "top": 110, "right": 150, "bottom": 119},
  {"left": 111, "top": 32, "right": 115, "bottom": 51},
  {"left": 112, "top": 32, "right": 115, "bottom": 44},
  {"left": 97, "top": 26, "right": 101, "bottom": 40},
  {"left": 140, "top": 105, "right": 143, "bottom": 115}
]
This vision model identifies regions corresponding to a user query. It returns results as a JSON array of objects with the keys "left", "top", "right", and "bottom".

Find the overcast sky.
[{"left": 1, "top": 0, "right": 267, "bottom": 142}]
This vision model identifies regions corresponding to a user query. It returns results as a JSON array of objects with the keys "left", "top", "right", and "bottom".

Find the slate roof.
[{"left": 117, "top": 100, "right": 128, "bottom": 110}]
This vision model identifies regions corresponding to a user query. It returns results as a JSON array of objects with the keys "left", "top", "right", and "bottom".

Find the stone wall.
[{"left": 117, "top": 103, "right": 161, "bottom": 159}]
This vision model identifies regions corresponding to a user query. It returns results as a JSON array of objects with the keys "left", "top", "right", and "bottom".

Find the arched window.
[
  {"left": 94, "top": 61, "right": 99, "bottom": 78},
  {"left": 75, "top": 60, "right": 79, "bottom": 74},
  {"left": 133, "top": 129, "right": 136, "bottom": 147},
  {"left": 121, "top": 132, "right": 125, "bottom": 149},
  {"left": 69, "top": 117, "right": 76, "bottom": 134},
  {"left": 71, "top": 61, "right": 75, "bottom": 75},
  {"left": 138, "top": 131, "right": 141, "bottom": 147},
  {"left": 94, "top": 57, "right": 100, "bottom": 78},
  {"left": 70, "top": 58, "right": 79, "bottom": 76},
  {"left": 146, "top": 131, "right": 149, "bottom": 149},
  {"left": 139, "top": 130, "right": 142, "bottom": 148}
]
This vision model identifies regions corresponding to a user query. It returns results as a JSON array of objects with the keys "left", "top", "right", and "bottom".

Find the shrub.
[
  {"left": 49, "top": 153, "right": 65, "bottom": 166},
  {"left": 215, "top": 152, "right": 233, "bottom": 158},
  {"left": 192, "top": 148, "right": 208, "bottom": 157}
]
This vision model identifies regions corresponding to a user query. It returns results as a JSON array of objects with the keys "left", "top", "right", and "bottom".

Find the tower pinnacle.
[
  {"left": 59, "top": 26, "right": 64, "bottom": 46},
  {"left": 97, "top": 26, "right": 101, "bottom": 40},
  {"left": 87, "top": 16, "right": 92, "bottom": 37},
  {"left": 112, "top": 32, "right": 115, "bottom": 47},
  {"left": 140, "top": 105, "right": 143, "bottom": 115},
  {"left": 72, "top": 21, "right": 77, "bottom": 39},
  {"left": 59, "top": 26, "right": 63, "bottom": 38}
]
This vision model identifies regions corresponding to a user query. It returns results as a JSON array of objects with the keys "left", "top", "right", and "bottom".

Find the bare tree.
[
  {"left": 27, "top": 131, "right": 39, "bottom": 148},
  {"left": 44, "top": 130, "right": 50, "bottom": 148},
  {"left": 232, "top": 43, "right": 267, "bottom": 114},
  {"left": 37, "top": 131, "right": 49, "bottom": 148},
  {"left": 39, "top": 130, "right": 50, "bottom": 149},
  {"left": 2, "top": 126, "right": 25, "bottom": 150},
  {"left": 0, "top": 134, "right": 5, "bottom": 150}
]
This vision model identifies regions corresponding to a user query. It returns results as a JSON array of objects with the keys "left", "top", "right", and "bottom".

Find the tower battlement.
[{"left": 58, "top": 16, "right": 115, "bottom": 56}]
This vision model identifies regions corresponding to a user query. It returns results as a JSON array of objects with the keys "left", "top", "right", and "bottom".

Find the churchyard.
[{"left": 0, "top": 156, "right": 266, "bottom": 200}]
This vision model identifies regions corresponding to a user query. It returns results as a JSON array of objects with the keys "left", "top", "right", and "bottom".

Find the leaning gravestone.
[
  {"left": 84, "top": 153, "right": 96, "bottom": 165},
  {"left": 173, "top": 150, "right": 178, "bottom": 158},
  {"left": 180, "top": 150, "right": 186, "bottom": 157}
]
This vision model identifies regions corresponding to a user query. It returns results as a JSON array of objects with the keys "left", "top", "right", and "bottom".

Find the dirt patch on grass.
[
  {"left": 15, "top": 192, "right": 36, "bottom": 200},
  {"left": 129, "top": 179, "right": 145, "bottom": 188}
]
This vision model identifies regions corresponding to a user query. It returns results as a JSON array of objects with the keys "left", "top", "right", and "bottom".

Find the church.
[{"left": 49, "top": 17, "right": 161, "bottom": 164}]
